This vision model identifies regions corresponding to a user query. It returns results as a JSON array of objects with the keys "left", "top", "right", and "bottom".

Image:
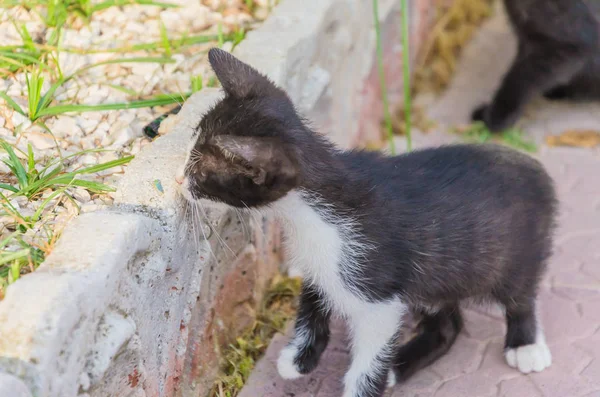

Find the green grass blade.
[
  {"left": 401, "top": 0, "right": 412, "bottom": 152},
  {"left": 37, "top": 78, "right": 64, "bottom": 115},
  {"left": 67, "top": 179, "right": 115, "bottom": 192},
  {"left": 27, "top": 143, "right": 35, "bottom": 172},
  {"left": 0, "top": 249, "right": 29, "bottom": 267},
  {"left": 26, "top": 70, "right": 44, "bottom": 119},
  {"left": 0, "top": 141, "right": 28, "bottom": 188},
  {"left": 73, "top": 155, "right": 134, "bottom": 175},
  {"left": 0, "top": 191, "right": 26, "bottom": 222},
  {"left": 18, "top": 24, "right": 37, "bottom": 53},
  {"left": 40, "top": 174, "right": 115, "bottom": 192},
  {"left": 91, "top": 0, "right": 179, "bottom": 12},
  {"left": 191, "top": 75, "right": 203, "bottom": 93},
  {"left": 37, "top": 94, "right": 190, "bottom": 117},
  {"left": 217, "top": 22, "right": 224, "bottom": 48},
  {"left": 0, "top": 233, "right": 16, "bottom": 250},
  {"left": 0, "top": 183, "right": 19, "bottom": 193},
  {"left": 0, "top": 55, "right": 31, "bottom": 72},
  {"left": 39, "top": 163, "right": 63, "bottom": 182},
  {"left": 9, "top": 260, "right": 21, "bottom": 283},
  {"left": 31, "top": 185, "right": 68, "bottom": 222},
  {"left": 159, "top": 20, "right": 172, "bottom": 57},
  {"left": 78, "top": 56, "right": 175, "bottom": 71},
  {"left": 0, "top": 92, "right": 26, "bottom": 116},
  {"left": 372, "top": 0, "right": 395, "bottom": 155}
]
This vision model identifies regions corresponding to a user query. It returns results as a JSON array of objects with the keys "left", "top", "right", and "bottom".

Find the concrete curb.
[{"left": 0, "top": 1, "right": 436, "bottom": 396}]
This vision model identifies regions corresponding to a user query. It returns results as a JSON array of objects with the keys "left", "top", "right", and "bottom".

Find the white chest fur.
[{"left": 269, "top": 191, "right": 374, "bottom": 317}]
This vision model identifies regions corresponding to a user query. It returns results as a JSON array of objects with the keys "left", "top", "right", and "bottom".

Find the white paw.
[
  {"left": 277, "top": 345, "right": 303, "bottom": 380},
  {"left": 505, "top": 339, "right": 552, "bottom": 374},
  {"left": 387, "top": 370, "right": 397, "bottom": 388}
]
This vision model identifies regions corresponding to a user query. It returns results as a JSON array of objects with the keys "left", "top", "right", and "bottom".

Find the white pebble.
[{"left": 73, "top": 188, "right": 91, "bottom": 203}]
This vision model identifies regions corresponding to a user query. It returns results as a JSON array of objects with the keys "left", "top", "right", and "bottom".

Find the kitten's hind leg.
[
  {"left": 390, "top": 305, "right": 463, "bottom": 384},
  {"left": 503, "top": 299, "right": 551, "bottom": 374},
  {"left": 277, "top": 282, "right": 331, "bottom": 379}
]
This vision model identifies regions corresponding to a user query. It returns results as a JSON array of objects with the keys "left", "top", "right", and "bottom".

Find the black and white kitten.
[
  {"left": 177, "top": 48, "right": 557, "bottom": 397},
  {"left": 473, "top": 0, "right": 600, "bottom": 131}
]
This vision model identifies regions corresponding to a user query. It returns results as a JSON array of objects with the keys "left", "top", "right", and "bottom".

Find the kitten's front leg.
[
  {"left": 343, "top": 301, "right": 405, "bottom": 397},
  {"left": 277, "top": 282, "right": 331, "bottom": 379}
]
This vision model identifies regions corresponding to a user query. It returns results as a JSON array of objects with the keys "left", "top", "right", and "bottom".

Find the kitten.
[
  {"left": 473, "top": 0, "right": 600, "bottom": 131},
  {"left": 177, "top": 48, "right": 557, "bottom": 397}
]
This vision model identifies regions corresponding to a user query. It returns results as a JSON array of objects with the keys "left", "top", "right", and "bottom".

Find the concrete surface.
[
  {"left": 239, "top": 7, "right": 600, "bottom": 397},
  {"left": 0, "top": 1, "right": 438, "bottom": 396}
]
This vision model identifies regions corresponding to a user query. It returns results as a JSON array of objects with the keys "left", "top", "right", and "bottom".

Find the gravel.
[{"left": 0, "top": 0, "right": 274, "bottom": 266}]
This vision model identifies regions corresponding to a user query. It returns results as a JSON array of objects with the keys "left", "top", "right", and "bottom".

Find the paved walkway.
[{"left": 239, "top": 9, "right": 600, "bottom": 397}]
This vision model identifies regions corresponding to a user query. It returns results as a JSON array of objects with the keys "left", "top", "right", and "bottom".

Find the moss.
[{"left": 210, "top": 274, "right": 302, "bottom": 397}]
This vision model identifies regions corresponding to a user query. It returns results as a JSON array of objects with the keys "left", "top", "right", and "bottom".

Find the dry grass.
[
  {"left": 413, "top": 0, "right": 495, "bottom": 94},
  {"left": 210, "top": 274, "right": 302, "bottom": 397}
]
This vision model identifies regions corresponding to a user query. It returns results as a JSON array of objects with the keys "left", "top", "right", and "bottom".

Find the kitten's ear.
[
  {"left": 208, "top": 48, "right": 274, "bottom": 98},
  {"left": 210, "top": 135, "right": 298, "bottom": 186}
]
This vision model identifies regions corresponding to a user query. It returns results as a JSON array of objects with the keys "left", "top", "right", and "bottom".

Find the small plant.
[
  {"left": 159, "top": 20, "right": 172, "bottom": 57},
  {"left": 211, "top": 275, "right": 301, "bottom": 397},
  {"left": 373, "top": 0, "right": 395, "bottom": 155},
  {"left": 1, "top": 0, "right": 178, "bottom": 26},
  {"left": 0, "top": 140, "right": 133, "bottom": 199},
  {"left": 0, "top": 140, "right": 133, "bottom": 297},
  {"left": 230, "top": 28, "right": 247, "bottom": 51},
  {"left": 455, "top": 122, "right": 538, "bottom": 152},
  {"left": 191, "top": 75, "right": 203, "bottom": 93},
  {"left": 0, "top": 57, "right": 188, "bottom": 122}
]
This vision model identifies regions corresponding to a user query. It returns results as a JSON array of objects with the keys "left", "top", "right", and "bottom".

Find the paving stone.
[
  {"left": 498, "top": 377, "right": 542, "bottom": 397},
  {"left": 428, "top": 335, "right": 486, "bottom": 381},
  {"left": 432, "top": 371, "right": 498, "bottom": 397}
]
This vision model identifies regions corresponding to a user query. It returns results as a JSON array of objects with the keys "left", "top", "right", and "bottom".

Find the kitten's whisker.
[
  {"left": 234, "top": 208, "right": 250, "bottom": 240},
  {"left": 242, "top": 201, "right": 266, "bottom": 242},
  {"left": 189, "top": 202, "right": 214, "bottom": 260},
  {"left": 197, "top": 201, "right": 236, "bottom": 257}
]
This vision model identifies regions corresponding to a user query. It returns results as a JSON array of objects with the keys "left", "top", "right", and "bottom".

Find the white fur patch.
[
  {"left": 277, "top": 345, "right": 303, "bottom": 380},
  {"left": 343, "top": 300, "right": 405, "bottom": 397},
  {"left": 268, "top": 190, "right": 374, "bottom": 315},
  {"left": 387, "top": 370, "right": 397, "bottom": 388},
  {"left": 505, "top": 331, "right": 552, "bottom": 374}
]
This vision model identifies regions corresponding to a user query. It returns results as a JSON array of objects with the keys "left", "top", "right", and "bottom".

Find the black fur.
[
  {"left": 181, "top": 48, "right": 558, "bottom": 397},
  {"left": 292, "top": 283, "right": 331, "bottom": 375},
  {"left": 393, "top": 306, "right": 463, "bottom": 381},
  {"left": 473, "top": 0, "right": 600, "bottom": 131}
]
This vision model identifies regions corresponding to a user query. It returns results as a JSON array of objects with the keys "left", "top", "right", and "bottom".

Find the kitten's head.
[{"left": 176, "top": 48, "right": 304, "bottom": 208}]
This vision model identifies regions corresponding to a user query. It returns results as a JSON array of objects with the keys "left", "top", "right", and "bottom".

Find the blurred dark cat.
[{"left": 473, "top": 0, "right": 600, "bottom": 131}]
